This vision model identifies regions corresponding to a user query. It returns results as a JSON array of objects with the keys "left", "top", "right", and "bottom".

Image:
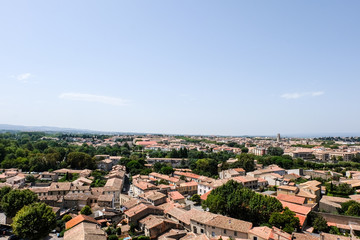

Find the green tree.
[
  {"left": 67, "top": 152, "right": 95, "bottom": 169},
  {"left": 62, "top": 214, "right": 72, "bottom": 222},
  {"left": 12, "top": 202, "right": 56, "bottom": 240},
  {"left": 313, "top": 215, "right": 328, "bottom": 233},
  {"left": 1, "top": 189, "right": 38, "bottom": 218},
  {"left": 160, "top": 166, "right": 174, "bottom": 175},
  {"left": 269, "top": 207, "right": 300, "bottom": 233},
  {"left": 108, "top": 235, "right": 118, "bottom": 240},
  {"left": 345, "top": 202, "right": 360, "bottom": 216},
  {"left": 241, "top": 147, "right": 249, "bottom": 153},
  {"left": 191, "top": 194, "right": 201, "bottom": 205},
  {"left": 80, "top": 205, "right": 92, "bottom": 215},
  {"left": 267, "top": 147, "right": 284, "bottom": 156}
]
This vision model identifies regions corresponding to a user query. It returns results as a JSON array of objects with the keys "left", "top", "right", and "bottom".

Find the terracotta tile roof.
[
  {"left": 292, "top": 232, "right": 319, "bottom": 240},
  {"left": 277, "top": 185, "right": 298, "bottom": 192},
  {"left": 277, "top": 194, "right": 306, "bottom": 205},
  {"left": 64, "top": 221, "right": 106, "bottom": 240},
  {"left": 280, "top": 201, "right": 312, "bottom": 215},
  {"left": 49, "top": 182, "right": 72, "bottom": 191},
  {"left": 201, "top": 190, "right": 212, "bottom": 201},
  {"left": 65, "top": 214, "right": 99, "bottom": 230},
  {"left": 233, "top": 175, "right": 257, "bottom": 183},
  {"left": 191, "top": 211, "right": 252, "bottom": 233},
  {"left": 206, "top": 215, "right": 252, "bottom": 233},
  {"left": 124, "top": 203, "right": 162, "bottom": 218},
  {"left": 180, "top": 181, "right": 198, "bottom": 187},
  {"left": 168, "top": 191, "right": 185, "bottom": 201},
  {"left": 174, "top": 171, "right": 201, "bottom": 179},
  {"left": 249, "top": 226, "right": 272, "bottom": 239},
  {"left": 98, "top": 194, "right": 113, "bottom": 202}
]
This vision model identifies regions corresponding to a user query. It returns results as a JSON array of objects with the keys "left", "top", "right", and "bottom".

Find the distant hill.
[
  {"left": 0, "top": 124, "right": 359, "bottom": 138},
  {"left": 0, "top": 124, "right": 135, "bottom": 135}
]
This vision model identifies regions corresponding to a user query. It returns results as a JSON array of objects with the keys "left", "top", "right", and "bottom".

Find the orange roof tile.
[
  {"left": 65, "top": 214, "right": 99, "bottom": 230},
  {"left": 277, "top": 194, "right": 306, "bottom": 205}
]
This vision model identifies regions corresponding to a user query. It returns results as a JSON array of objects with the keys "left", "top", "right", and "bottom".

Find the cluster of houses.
[{"left": 3, "top": 149, "right": 360, "bottom": 239}]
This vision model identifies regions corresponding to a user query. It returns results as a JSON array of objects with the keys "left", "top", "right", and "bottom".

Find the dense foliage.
[
  {"left": 269, "top": 207, "right": 300, "bottom": 233},
  {"left": 202, "top": 180, "right": 286, "bottom": 225},
  {"left": 12, "top": 202, "right": 56, "bottom": 240},
  {"left": 1, "top": 189, "right": 38, "bottom": 218},
  {"left": 325, "top": 183, "right": 355, "bottom": 197}
]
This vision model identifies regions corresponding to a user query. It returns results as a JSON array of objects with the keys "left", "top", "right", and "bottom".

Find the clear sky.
[{"left": 0, "top": 1, "right": 359, "bottom": 136}]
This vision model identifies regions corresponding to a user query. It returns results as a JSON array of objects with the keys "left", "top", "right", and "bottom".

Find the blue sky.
[{"left": 0, "top": 1, "right": 359, "bottom": 136}]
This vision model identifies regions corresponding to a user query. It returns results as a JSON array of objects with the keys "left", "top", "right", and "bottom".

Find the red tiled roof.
[
  {"left": 200, "top": 190, "right": 211, "bottom": 201},
  {"left": 168, "top": 191, "right": 185, "bottom": 200},
  {"left": 65, "top": 214, "right": 99, "bottom": 230},
  {"left": 277, "top": 194, "right": 306, "bottom": 205},
  {"left": 296, "top": 214, "right": 307, "bottom": 227},
  {"left": 280, "top": 201, "right": 311, "bottom": 215}
]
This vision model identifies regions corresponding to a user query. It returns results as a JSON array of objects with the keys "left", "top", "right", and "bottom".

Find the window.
[
  {"left": 201, "top": 229, "right": 204, "bottom": 234},
  {"left": 212, "top": 226, "right": 215, "bottom": 229},
  {"left": 234, "top": 231, "right": 237, "bottom": 236},
  {"left": 224, "top": 229, "right": 227, "bottom": 234},
  {"left": 254, "top": 237, "right": 258, "bottom": 240}
]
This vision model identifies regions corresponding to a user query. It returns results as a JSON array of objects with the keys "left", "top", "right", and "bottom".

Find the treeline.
[{"left": 0, "top": 132, "right": 132, "bottom": 172}]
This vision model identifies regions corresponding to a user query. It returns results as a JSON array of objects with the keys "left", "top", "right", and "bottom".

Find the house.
[
  {"left": 131, "top": 180, "right": 157, "bottom": 197},
  {"left": 276, "top": 185, "right": 299, "bottom": 196},
  {"left": 219, "top": 169, "right": 241, "bottom": 179},
  {"left": 48, "top": 182, "right": 72, "bottom": 196},
  {"left": 319, "top": 196, "right": 354, "bottom": 213},
  {"left": 178, "top": 181, "right": 198, "bottom": 196},
  {"left": 166, "top": 208, "right": 202, "bottom": 231},
  {"left": 103, "top": 177, "right": 123, "bottom": 208},
  {"left": 39, "top": 172, "right": 58, "bottom": 181},
  {"left": 190, "top": 211, "right": 252, "bottom": 239},
  {"left": 63, "top": 193, "right": 90, "bottom": 210},
  {"left": 197, "top": 178, "right": 228, "bottom": 195},
  {"left": 98, "top": 194, "right": 114, "bottom": 208},
  {"left": 124, "top": 203, "right": 164, "bottom": 224},
  {"left": 64, "top": 215, "right": 106, "bottom": 240},
  {"left": 233, "top": 176, "right": 258, "bottom": 189},
  {"left": 276, "top": 194, "right": 306, "bottom": 205},
  {"left": 248, "top": 226, "right": 291, "bottom": 240},
  {"left": 149, "top": 172, "right": 182, "bottom": 186},
  {"left": 139, "top": 215, "right": 180, "bottom": 239},
  {"left": 298, "top": 180, "right": 321, "bottom": 203},
  {"left": 139, "top": 191, "right": 167, "bottom": 206},
  {"left": 6, "top": 175, "right": 25, "bottom": 187},
  {"left": 168, "top": 191, "right": 185, "bottom": 204},
  {"left": 97, "top": 159, "right": 114, "bottom": 171},
  {"left": 174, "top": 171, "right": 201, "bottom": 182}
]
